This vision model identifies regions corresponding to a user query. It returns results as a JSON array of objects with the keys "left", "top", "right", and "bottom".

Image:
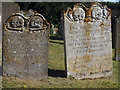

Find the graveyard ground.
[{"left": 1, "top": 39, "right": 120, "bottom": 88}]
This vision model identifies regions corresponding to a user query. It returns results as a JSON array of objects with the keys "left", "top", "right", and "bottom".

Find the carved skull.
[
  {"left": 92, "top": 6, "right": 102, "bottom": 20},
  {"left": 73, "top": 8, "right": 85, "bottom": 23},
  {"left": 30, "top": 16, "right": 43, "bottom": 28},
  {"left": 10, "top": 16, "right": 24, "bottom": 28}
]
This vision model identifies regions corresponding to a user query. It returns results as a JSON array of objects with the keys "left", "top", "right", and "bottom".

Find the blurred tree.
[
  {"left": 17, "top": 2, "right": 120, "bottom": 39},
  {"left": 17, "top": 2, "right": 92, "bottom": 25}
]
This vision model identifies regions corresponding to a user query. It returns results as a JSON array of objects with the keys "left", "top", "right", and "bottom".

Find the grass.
[{"left": 1, "top": 39, "right": 120, "bottom": 88}]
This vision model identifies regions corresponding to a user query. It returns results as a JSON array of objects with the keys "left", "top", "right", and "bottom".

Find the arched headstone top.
[
  {"left": 4, "top": 10, "right": 50, "bottom": 31},
  {"left": 64, "top": 3, "right": 111, "bottom": 22}
]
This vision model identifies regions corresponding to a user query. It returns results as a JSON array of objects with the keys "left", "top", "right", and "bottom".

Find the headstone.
[
  {"left": 0, "top": 1, "right": 2, "bottom": 47},
  {"left": 115, "top": 16, "right": 120, "bottom": 61},
  {"left": 1, "top": 2, "right": 20, "bottom": 48},
  {"left": 3, "top": 10, "right": 50, "bottom": 80},
  {"left": 111, "top": 16, "right": 117, "bottom": 60},
  {"left": 0, "top": 1, "right": 2, "bottom": 89},
  {"left": 64, "top": 3, "right": 112, "bottom": 79}
]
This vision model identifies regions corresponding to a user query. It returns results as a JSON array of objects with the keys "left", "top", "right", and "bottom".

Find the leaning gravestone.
[
  {"left": 64, "top": 3, "right": 112, "bottom": 79},
  {"left": 115, "top": 16, "right": 120, "bottom": 61},
  {"left": 3, "top": 10, "right": 50, "bottom": 80}
]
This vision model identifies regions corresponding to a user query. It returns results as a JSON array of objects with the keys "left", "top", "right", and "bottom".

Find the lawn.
[{"left": 1, "top": 39, "right": 120, "bottom": 88}]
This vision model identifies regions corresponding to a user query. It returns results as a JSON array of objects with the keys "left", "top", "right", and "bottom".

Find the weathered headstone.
[
  {"left": 0, "top": 1, "right": 2, "bottom": 89},
  {"left": 1, "top": 2, "right": 20, "bottom": 49},
  {"left": 0, "top": 1, "right": 2, "bottom": 47},
  {"left": 3, "top": 10, "right": 50, "bottom": 80},
  {"left": 64, "top": 3, "right": 112, "bottom": 79},
  {"left": 115, "top": 16, "right": 120, "bottom": 61},
  {"left": 111, "top": 16, "right": 116, "bottom": 50}
]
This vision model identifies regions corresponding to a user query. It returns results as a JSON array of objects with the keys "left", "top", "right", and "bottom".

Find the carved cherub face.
[
  {"left": 92, "top": 6, "right": 102, "bottom": 20},
  {"left": 73, "top": 8, "right": 85, "bottom": 23},
  {"left": 10, "top": 16, "right": 24, "bottom": 28}
]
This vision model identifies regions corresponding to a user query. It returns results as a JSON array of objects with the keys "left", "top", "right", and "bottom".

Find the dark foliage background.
[{"left": 17, "top": 2, "right": 120, "bottom": 26}]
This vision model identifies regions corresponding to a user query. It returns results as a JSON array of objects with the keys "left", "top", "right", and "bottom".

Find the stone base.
[
  {"left": 68, "top": 70, "right": 112, "bottom": 79},
  {"left": 3, "top": 62, "right": 48, "bottom": 80}
]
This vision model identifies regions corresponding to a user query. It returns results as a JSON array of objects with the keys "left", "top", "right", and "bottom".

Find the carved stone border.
[
  {"left": 64, "top": 3, "right": 111, "bottom": 23},
  {"left": 3, "top": 10, "right": 50, "bottom": 32}
]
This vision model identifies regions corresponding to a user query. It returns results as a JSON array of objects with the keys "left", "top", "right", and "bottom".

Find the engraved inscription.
[{"left": 64, "top": 3, "right": 112, "bottom": 79}]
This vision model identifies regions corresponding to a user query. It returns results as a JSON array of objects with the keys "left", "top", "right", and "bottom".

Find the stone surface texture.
[
  {"left": 115, "top": 16, "right": 120, "bottom": 61},
  {"left": 1, "top": 2, "right": 20, "bottom": 48},
  {"left": 3, "top": 10, "right": 50, "bottom": 80},
  {"left": 64, "top": 3, "right": 112, "bottom": 79}
]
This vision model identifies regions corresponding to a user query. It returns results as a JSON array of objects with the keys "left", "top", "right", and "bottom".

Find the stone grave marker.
[
  {"left": 1, "top": 2, "right": 20, "bottom": 49},
  {"left": 64, "top": 3, "right": 112, "bottom": 79},
  {"left": 0, "top": 1, "right": 2, "bottom": 89},
  {"left": 115, "top": 16, "right": 120, "bottom": 61},
  {"left": 3, "top": 10, "right": 50, "bottom": 80}
]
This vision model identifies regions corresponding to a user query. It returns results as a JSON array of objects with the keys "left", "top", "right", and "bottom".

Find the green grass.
[
  {"left": 48, "top": 39, "right": 65, "bottom": 70},
  {"left": 1, "top": 39, "right": 120, "bottom": 88}
]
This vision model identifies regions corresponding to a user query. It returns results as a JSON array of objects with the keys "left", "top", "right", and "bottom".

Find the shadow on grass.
[
  {"left": 48, "top": 68, "right": 66, "bottom": 78},
  {"left": 49, "top": 40, "right": 64, "bottom": 45}
]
